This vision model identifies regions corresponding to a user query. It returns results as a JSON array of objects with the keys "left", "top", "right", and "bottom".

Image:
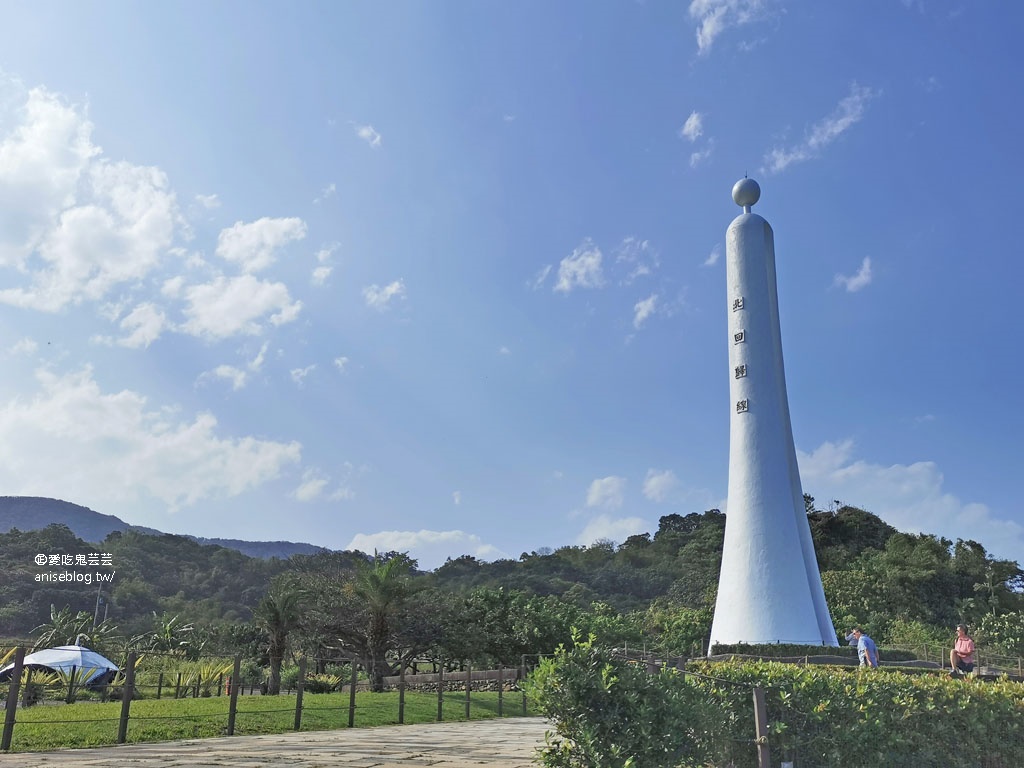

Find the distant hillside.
[
  {"left": 0, "top": 496, "right": 327, "bottom": 560},
  {"left": 189, "top": 536, "right": 326, "bottom": 559}
]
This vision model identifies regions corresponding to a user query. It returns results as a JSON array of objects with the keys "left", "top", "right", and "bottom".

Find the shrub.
[
  {"left": 303, "top": 673, "right": 343, "bottom": 693},
  {"left": 690, "top": 661, "right": 1024, "bottom": 767},
  {"left": 525, "top": 633, "right": 720, "bottom": 767},
  {"left": 708, "top": 642, "right": 918, "bottom": 663},
  {"left": 527, "top": 643, "right": 1024, "bottom": 768}
]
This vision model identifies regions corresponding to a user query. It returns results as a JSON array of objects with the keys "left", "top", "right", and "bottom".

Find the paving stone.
[{"left": 0, "top": 717, "right": 549, "bottom": 767}]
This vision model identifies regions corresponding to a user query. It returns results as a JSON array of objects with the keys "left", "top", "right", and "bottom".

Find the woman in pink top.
[{"left": 949, "top": 624, "right": 975, "bottom": 677}]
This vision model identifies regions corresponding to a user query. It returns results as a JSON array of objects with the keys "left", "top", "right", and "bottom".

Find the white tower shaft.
[{"left": 709, "top": 181, "right": 837, "bottom": 647}]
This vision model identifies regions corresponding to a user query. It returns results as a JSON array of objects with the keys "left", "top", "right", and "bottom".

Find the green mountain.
[{"left": 0, "top": 496, "right": 326, "bottom": 560}]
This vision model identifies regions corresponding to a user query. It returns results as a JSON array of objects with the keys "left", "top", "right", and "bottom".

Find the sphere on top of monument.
[{"left": 732, "top": 177, "right": 760, "bottom": 209}]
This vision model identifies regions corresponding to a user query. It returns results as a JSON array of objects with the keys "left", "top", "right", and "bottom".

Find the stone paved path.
[{"left": 1, "top": 717, "right": 550, "bottom": 767}]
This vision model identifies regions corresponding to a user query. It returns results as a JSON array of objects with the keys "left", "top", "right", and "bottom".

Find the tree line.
[{"left": 1, "top": 497, "right": 1022, "bottom": 694}]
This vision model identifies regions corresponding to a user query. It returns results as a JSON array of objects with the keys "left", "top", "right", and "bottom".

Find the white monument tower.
[{"left": 709, "top": 178, "right": 838, "bottom": 648}]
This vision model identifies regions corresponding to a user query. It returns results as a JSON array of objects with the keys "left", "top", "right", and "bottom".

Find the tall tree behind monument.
[{"left": 709, "top": 179, "right": 838, "bottom": 647}]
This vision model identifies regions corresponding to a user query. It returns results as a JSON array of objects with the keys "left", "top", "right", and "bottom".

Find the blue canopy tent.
[{"left": 0, "top": 645, "right": 119, "bottom": 686}]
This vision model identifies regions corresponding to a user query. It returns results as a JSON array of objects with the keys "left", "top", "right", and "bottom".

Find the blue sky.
[{"left": 0, "top": 1, "right": 1019, "bottom": 570}]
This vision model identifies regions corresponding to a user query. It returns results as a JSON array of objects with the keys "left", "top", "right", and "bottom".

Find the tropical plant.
[
  {"left": 141, "top": 612, "right": 203, "bottom": 658},
  {"left": 53, "top": 665, "right": 102, "bottom": 704},
  {"left": 254, "top": 575, "right": 308, "bottom": 695},
  {"left": 349, "top": 552, "right": 422, "bottom": 691},
  {"left": 304, "top": 672, "right": 344, "bottom": 693},
  {"left": 6, "top": 667, "right": 60, "bottom": 707},
  {"left": 31, "top": 604, "right": 120, "bottom": 656},
  {"left": 175, "top": 659, "right": 234, "bottom": 697}
]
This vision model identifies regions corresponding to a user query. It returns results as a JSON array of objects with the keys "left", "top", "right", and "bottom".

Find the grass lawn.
[{"left": 5, "top": 690, "right": 538, "bottom": 752}]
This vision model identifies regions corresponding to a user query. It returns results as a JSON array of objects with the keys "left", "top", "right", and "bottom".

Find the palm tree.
[
  {"left": 351, "top": 553, "right": 417, "bottom": 692},
  {"left": 254, "top": 576, "right": 307, "bottom": 695}
]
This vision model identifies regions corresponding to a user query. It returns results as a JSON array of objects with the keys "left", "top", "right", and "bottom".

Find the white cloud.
[
  {"left": 162, "top": 275, "right": 186, "bottom": 298},
  {"left": 363, "top": 279, "right": 406, "bottom": 310},
  {"left": 294, "top": 468, "right": 329, "bottom": 501},
  {"left": 249, "top": 342, "right": 269, "bottom": 370},
  {"left": 680, "top": 111, "right": 704, "bottom": 142},
  {"left": 575, "top": 514, "right": 649, "bottom": 546},
  {"left": 202, "top": 343, "right": 269, "bottom": 391},
  {"left": 833, "top": 256, "right": 873, "bottom": 292},
  {"left": 555, "top": 240, "right": 604, "bottom": 292},
  {"left": 181, "top": 275, "right": 302, "bottom": 339},
  {"left": 0, "top": 86, "right": 100, "bottom": 269},
  {"left": 312, "top": 243, "right": 337, "bottom": 286},
  {"left": 0, "top": 367, "right": 301, "bottom": 513},
  {"left": 291, "top": 364, "right": 316, "bottom": 386},
  {"left": 453, "top": 491, "right": 462, "bottom": 505},
  {"left": 690, "top": 142, "right": 714, "bottom": 168},
  {"left": 689, "top": 0, "right": 770, "bottom": 56},
  {"left": 586, "top": 475, "right": 626, "bottom": 509},
  {"left": 334, "top": 356, "right": 350, "bottom": 372},
  {"left": 798, "top": 440, "right": 1024, "bottom": 562},
  {"left": 498, "top": 345, "right": 511, "bottom": 355},
  {"left": 346, "top": 529, "right": 507, "bottom": 571},
  {"left": 354, "top": 124, "right": 382, "bottom": 148},
  {"left": 633, "top": 294, "right": 658, "bottom": 329},
  {"left": 10, "top": 338, "right": 38, "bottom": 356},
  {"left": 215, "top": 216, "right": 307, "bottom": 273},
  {"left": 763, "top": 83, "right": 876, "bottom": 174},
  {"left": 0, "top": 159, "right": 180, "bottom": 311},
  {"left": 115, "top": 302, "right": 168, "bottom": 348},
  {"left": 210, "top": 365, "right": 247, "bottom": 391},
  {"left": 313, "top": 182, "right": 336, "bottom": 204},
  {"left": 704, "top": 244, "right": 721, "bottom": 266},
  {"left": 530, "top": 264, "right": 553, "bottom": 290},
  {"left": 615, "top": 237, "right": 658, "bottom": 282},
  {"left": 643, "top": 468, "right": 680, "bottom": 502},
  {"left": 195, "top": 193, "right": 220, "bottom": 209}
]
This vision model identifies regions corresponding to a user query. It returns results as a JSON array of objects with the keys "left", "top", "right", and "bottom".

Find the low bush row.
[
  {"left": 708, "top": 642, "right": 918, "bottom": 663},
  {"left": 527, "top": 636, "right": 1024, "bottom": 768}
]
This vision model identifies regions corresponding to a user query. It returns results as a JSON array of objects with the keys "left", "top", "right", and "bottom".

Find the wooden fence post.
[
  {"left": 2, "top": 647, "right": 25, "bottom": 751},
  {"left": 398, "top": 663, "right": 406, "bottom": 724},
  {"left": 465, "top": 664, "right": 472, "bottom": 720},
  {"left": 294, "top": 657, "right": 306, "bottom": 731},
  {"left": 347, "top": 661, "right": 357, "bottom": 728},
  {"left": 175, "top": 671, "right": 182, "bottom": 699},
  {"left": 156, "top": 672, "right": 163, "bottom": 699},
  {"left": 752, "top": 686, "right": 770, "bottom": 768},
  {"left": 436, "top": 664, "right": 444, "bottom": 722},
  {"left": 117, "top": 652, "right": 138, "bottom": 744},
  {"left": 497, "top": 665, "right": 503, "bottom": 717},
  {"left": 521, "top": 655, "right": 527, "bottom": 715},
  {"left": 227, "top": 655, "right": 241, "bottom": 736},
  {"left": 65, "top": 665, "right": 77, "bottom": 704}
]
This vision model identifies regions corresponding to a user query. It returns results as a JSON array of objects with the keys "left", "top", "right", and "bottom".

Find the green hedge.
[
  {"left": 525, "top": 634, "right": 720, "bottom": 768},
  {"left": 692, "top": 660, "right": 1024, "bottom": 767},
  {"left": 527, "top": 638, "right": 1024, "bottom": 768},
  {"left": 708, "top": 642, "right": 919, "bottom": 662}
]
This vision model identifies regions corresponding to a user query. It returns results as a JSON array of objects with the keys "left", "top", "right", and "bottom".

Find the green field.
[{"left": 5, "top": 691, "right": 538, "bottom": 752}]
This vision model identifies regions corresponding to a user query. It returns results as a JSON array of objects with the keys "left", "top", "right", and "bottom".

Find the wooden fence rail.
[{"left": 0, "top": 650, "right": 531, "bottom": 753}]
